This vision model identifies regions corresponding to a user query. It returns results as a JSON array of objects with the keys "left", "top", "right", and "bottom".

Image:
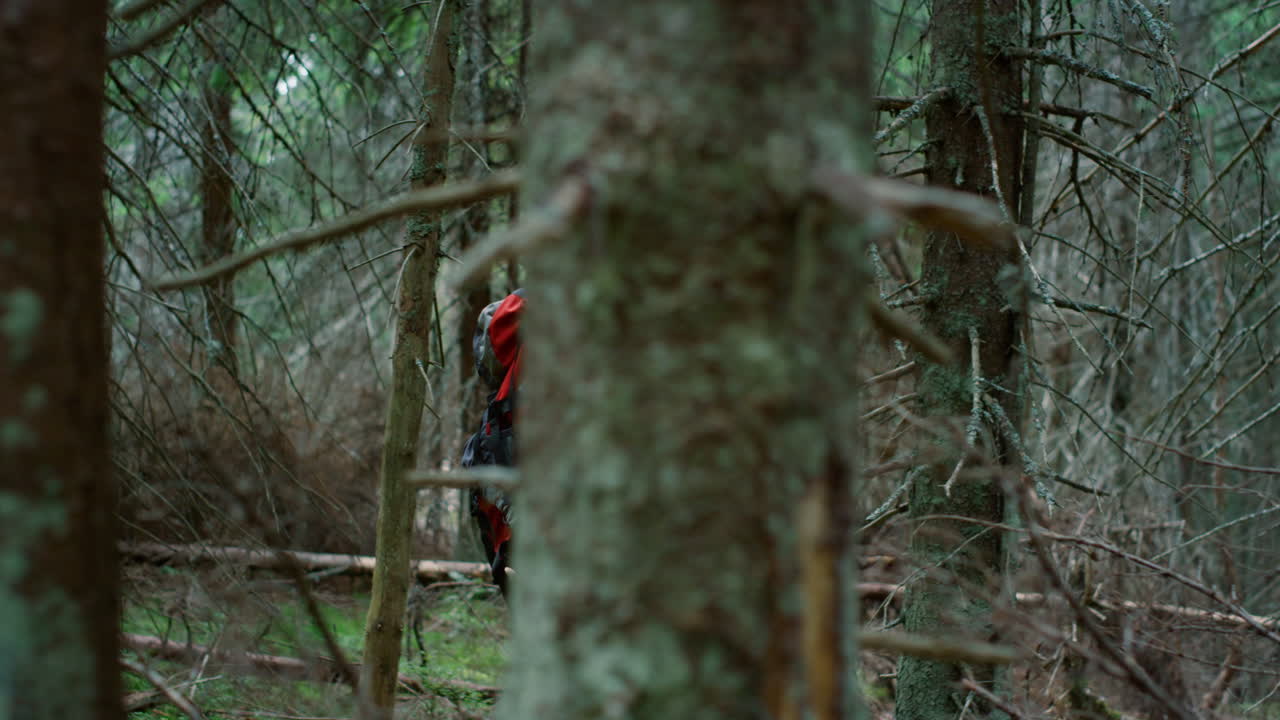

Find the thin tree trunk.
[
  {"left": 498, "top": 4, "right": 870, "bottom": 719},
  {"left": 436, "top": 0, "right": 493, "bottom": 562},
  {"left": 0, "top": 2, "right": 119, "bottom": 718},
  {"left": 358, "top": 3, "right": 458, "bottom": 717},
  {"left": 197, "top": 11, "right": 238, "bottom": 377},
  {"left": 896, "top": 1, "right": 1026, "bottom": 718}
]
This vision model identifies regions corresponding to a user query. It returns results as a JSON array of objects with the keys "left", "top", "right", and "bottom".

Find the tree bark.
[
  {"left": 896, "top": 1, "right": 1026, "bottom": 718},
  {"left": 358, "top": 3, "right": 459, "bottom": 718},
  {"left": 499, "top": 4, "right": 870, "bottom": 719},
  {"left": 0, "top": 2, "right": 119, "bottom": 719},
  {"left": 437, "top": 0, "right": 493, "bottom": 561},
  {"left": 197, "top": 9, "right": 238, "bottom": 376}
]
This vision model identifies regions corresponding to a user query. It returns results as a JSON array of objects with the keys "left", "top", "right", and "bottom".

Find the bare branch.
[
  {"left": 451, "top": 175, "right": 591, "bottom": 288},
  {"left": 113, "top": 0, "right": 181, "bottom": 22},
  {"left": 873, "top": 87, "right": 951, "bottom": 146},
  {"left": 868, "top": 301, "right": 955, "bottom": 366},
  {"left": 860, "top": 631, "right": 1019, "bottom": 665},
  {"left": 149, "top": 170, "right": 519, "bottom": 291},
  {"left": 812, "top": 167, "right": 1015, "bottom": 252},
  {"left": 1041, "top": 295, "right": 1153, "bottom": 329},
  {"left": 108, "top": 0, "right": 225, "bottom": 60},
  {"left": 864, "top": 362, "right": 917, "bottom": 387},
  {"left": 406, "top": 467, "right": 519, "bottom": 490},
  {"left": 121, "top": 658, "right": 207, "bottom": 720},
  {"left": 1004, "top": 47, "right": 1155, "bottom": 100}
]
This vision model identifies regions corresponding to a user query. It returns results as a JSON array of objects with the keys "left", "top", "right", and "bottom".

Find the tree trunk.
[
  {"left": 358, "top": 3, "right": 458, "bottom": 717},
  {"left": 896, "top": 1, "right": 1026, "bottom": 718},
  {"left": 436, "top": 0, "right": 493, "bottom": 561},
  {"left": 0, "top": 2, "right": 119, "bottom": 719},
  {"left": 499, "top": 4, "right": 870, "bottom": 719},
  {"left": 197, "top": 10, "right": 238, "bottom": 377}
]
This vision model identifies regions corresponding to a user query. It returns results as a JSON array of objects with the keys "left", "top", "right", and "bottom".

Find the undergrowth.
[{"left": 122, "top": 570, "right": 506, "bottom": 719}]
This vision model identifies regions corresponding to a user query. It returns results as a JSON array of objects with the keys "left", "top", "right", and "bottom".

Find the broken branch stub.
[{"left": 812, "top": 167, "right": 1015, "bottom": 252}]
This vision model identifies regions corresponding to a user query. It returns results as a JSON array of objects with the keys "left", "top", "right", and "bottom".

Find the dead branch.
[
  {"left": 1097, "top": 600, "right": 1280, "bottom": 632},
  {"left": 1120, "top": 433, "right": 1280, "bottom": 476},
  {"left": 873, "top": 94, "right": 1131, "bottom": 126},
  {"left": 108, "top": 0, "right": 225, "bottom": 60},
  {"left": 121, "top": 657, "right": 207, "bottom": 720},
  {"left": 407, "top": 466, "right": 519, "bottom": 490},
  {"left": 864, "top": 361, "right": 917, "bottom": 387},
  {"left": 1041, "top": 295, "right": 1153, "bottom": 329},
  {"left": 120, "top": 542, "right": 489, "bottom": 582},
  {"left": 860, "top": 631, "right": 1018, "bottom": 665},
  {"left": 813, "top": 167, "right": 1015, "bottom": 251},
  {"left": 960, "top": 678, "right": 1027, "bottom": 719},
  {"left": 451, "top": 175, "right": 591, "bottom": 288},
  {"left": 1004, "top": 47, "right": 1154, "bottom": 100},
  {"left": 868, "top": 301, "right": 955, "bottom": 365},
  {"left": 150, "top": 170, "right": 520, "bottom": 291},
  {"left": 873, "top": 87, "right": 951, "bottom": 146},
  {"left": 1201, "top": 640, "right": 1242, "bottom": 713},
  {"left": 121, "top": 634, "right": 498, "bottom": 701}
]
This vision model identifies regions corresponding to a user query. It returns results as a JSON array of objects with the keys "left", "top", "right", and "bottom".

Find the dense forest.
[{"left": 2, "top": 0, "right": 1278, "bottom": 718}]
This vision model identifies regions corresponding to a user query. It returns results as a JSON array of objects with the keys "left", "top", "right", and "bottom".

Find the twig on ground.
[
  {"left": 121, "top": 634, "right": 499, "bottom": 701},
  {"left": 121, "top": 657, "right": 208, "bottom": 720}
]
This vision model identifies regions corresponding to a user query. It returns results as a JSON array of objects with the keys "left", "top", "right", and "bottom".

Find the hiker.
[{"left": 460, "top": 289, "right": 523, "bottom": 595}]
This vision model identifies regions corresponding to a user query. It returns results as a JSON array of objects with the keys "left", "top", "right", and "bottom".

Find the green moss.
[
  {"left": 918, "top": 363, "right": 971, "bottom": 411},
  {"left": 1, "top": 288, "right": 43, "bottom": 365},
  {"left": 0, "top": 418, "right": 37, "bottom": 450}
]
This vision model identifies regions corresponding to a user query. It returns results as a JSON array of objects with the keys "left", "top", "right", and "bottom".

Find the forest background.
[{"left": 2, "top": 0, "right": 1279, "bottom": 719}]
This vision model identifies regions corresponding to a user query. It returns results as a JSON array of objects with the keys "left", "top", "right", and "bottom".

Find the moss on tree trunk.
[
  {"left": 358, "top": 3, "right": 459, "bottom": 717},
  {"left": 0, "top": 1, "right": 118, "bottom": 718},
  {"left": 499, "top": 3, "right": 871, "bottom": 718}
]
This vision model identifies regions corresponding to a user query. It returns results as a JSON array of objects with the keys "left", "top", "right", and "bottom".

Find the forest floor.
[{"left": 121, "top": 566, "right": 505, "bottom": 720}]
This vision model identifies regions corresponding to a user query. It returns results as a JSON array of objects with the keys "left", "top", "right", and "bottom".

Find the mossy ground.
[{"left": 122, "top": 568, "right": 506, "bottom": 719}]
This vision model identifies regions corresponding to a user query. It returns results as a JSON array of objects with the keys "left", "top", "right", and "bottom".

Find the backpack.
[{"left": 460, "top": 289, "right": 524, "bottom": 594}]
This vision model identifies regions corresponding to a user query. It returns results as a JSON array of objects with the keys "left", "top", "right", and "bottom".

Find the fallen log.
[
  {"left": 858, "top": 583, "right": 1280, "bottom": 632},
  {"left": 121, "top": 542, "right": 488, "bottom": 583},
  {"left": 122, "top": 633, "right": 498, "bottom": 701}
]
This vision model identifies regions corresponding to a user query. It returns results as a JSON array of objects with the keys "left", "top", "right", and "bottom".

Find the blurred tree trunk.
[
  {"left": 499, "top": 4, "right": 869, "bottom": 719},
  {"left": 197, "top": 11, "right": 238, "bottom": 377},
  {"left": 895, "top": 1, "right": 1026, "bottom": 717},
  {"left": 0, "top": 1, "right": 119, "bottom": 719},
  {"left": 358, "top": 2, "right": 458, "bottom": 717},
  {"left": 436, "top": 0, "right": 493, "bottom": 562}
]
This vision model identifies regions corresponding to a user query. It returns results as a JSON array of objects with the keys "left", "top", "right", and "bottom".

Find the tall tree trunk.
[
  {"left": 896, "top": 1, "right": 1026, "bottom": 717},
  {"left": 498, "top": 4, "right": 870, "bottom": 719},
  {"left": 0, "top": 2, "right": 119, "bottom": 719},
  {"left": 197, "top": 11, "right": 238, "bottom": 377},
  {"left": 437, "top": 0, "right": 493, "bottom": 562},
  {"left": 358, "top": 3, "right": 458, "bottom": 717}
]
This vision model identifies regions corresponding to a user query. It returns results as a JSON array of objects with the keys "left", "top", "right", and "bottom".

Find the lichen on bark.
[{"left": 499, "top": 3, "right": 872, "bottom": 719}]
